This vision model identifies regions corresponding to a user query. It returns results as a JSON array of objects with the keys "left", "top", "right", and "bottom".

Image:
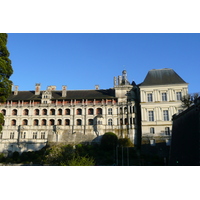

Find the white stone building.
[
  {"left": 139, "top": 68, "right": 188, "bottom": 145},
  {"left": 0, "top": 68, "right": 188, "bottom": 153},
  {"left": 0, "top": 70, "right": 138, "bottom": 153}
]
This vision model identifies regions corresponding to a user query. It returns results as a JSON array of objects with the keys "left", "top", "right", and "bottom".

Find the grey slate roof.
[
  {"left": 7, "top": 89, "right": 116, "bottom": 101},
  {"left": 139, "top": 68, "right": 187, "bottom": 86}
]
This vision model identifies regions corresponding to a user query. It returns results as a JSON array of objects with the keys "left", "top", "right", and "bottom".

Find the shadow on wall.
[{"left": 1, "top": 142, "right": 47, "bottom": 156}]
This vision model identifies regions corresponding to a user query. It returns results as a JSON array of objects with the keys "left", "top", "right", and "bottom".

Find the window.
[
  {"left": 165, "top": 127, "right": 170, "bottom": 135},
  {"left": 58, "top": 109, "right": 62, "bottom": 115},
  {"left": 150, "top": 127, "right": 155, "bottom": 134},
  {"left": 176, "top": 92, "right": 182, "bottom": 100},
  {"left": 33, "top": 119, "right": 39, "bottom": 126},
  {"left": 12, "top": 109, "right": 17, "bottom": 115},
  {"left": 10, "top": 132, "right": 14, "bottom": 139},
  {"left": 49, "top": 119, "right": 55, "bottom": 125},
  {"left": 23, "top": 109, "right": 29, "bottom": 115},
  {"left": 148, "top": 111, "right": 154, "bottom": 121},
  {"left": 21, "top": 132, "right": 26, "bottom": 139},
  {"left": 42, "top": 119, "right": 47, "bottom": 126},
  {"left": 88, "top": 119, "right": 93, "bottom": 125},
  {"left": 147, "top": 93, "right": 153, "bottom": 102},
  {"left": 76, "top": 109, "right": 82, "bottom": 115},
  {"left": 65, "top": 109, "right": 70, "bottom": 115},
  {"left": 50, "top": 109, "right": 55, "bottom": 115},
  {"left": 88, "top": 108, "right": 94, "bottom": 115},
  {"left": 41, "top": 132, "right": 45, "bottom": 139},
  {"left": 163, "top": 110, "right": 169, "bottom": 121},
  {"left": 97, "top": 120, "right": 102, "bottom": 125},
  {"left": 34, "top": 109, "right": 39, "bottom": 115},
  {"left": 0, "top": 132, "right": 3, "bottom": 139},
  {"left": 108, "top": 119, "right": 112, "bottom": 126},
  {"left": 57, "top": 119, "right": 62, "bottom": 125},
  {"left": 162, "top": 93, "right": 167, "bottom": 101},
  {"left": 96, "top": 108, "right": 102, "bottom": 115},
  {"left": 33, "top": 132, "right": 37, "bottom": 139},
  {"left": 11, "top": 119, "right": 16, "bottom": 126},
  {"left": 22, "top": 119, "right": 28, "bottom": 125},
  {"left": 77, "top": 119, "right": 82, "bottom": 126},
  {"left": 108, "top": 108, "right": 112, "bottom": 115},
  {"left": 42, "top": 109, "right": 47, "bottom": 115},
  {"left": 1, "top": 109, "right": 6, "bottom": 116},
  {"left": 65, "top": 119, "right": 70, "bottom": 126}
]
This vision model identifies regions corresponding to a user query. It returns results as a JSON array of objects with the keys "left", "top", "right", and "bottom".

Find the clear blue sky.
[{"left": 7, "top": 33, "right": 200, "bottom": 94}]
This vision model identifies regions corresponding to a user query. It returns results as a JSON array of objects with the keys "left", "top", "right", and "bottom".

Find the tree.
[
  {"left": 0, "top": 33, "right": 13, "bottom": 131},
  {"left": 181, "top": 93, "right": 199, "bottom": 109},
  {"left": 100, "top": 132, "right": 118, "bottom": 150}
]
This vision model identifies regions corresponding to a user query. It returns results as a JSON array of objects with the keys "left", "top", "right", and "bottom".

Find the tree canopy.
[{"left": 0, "top": 33, "right": 13, "bottom": 131}]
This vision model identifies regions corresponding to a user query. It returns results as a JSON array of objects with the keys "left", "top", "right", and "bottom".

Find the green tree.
[
  {"left": 100, "top": 132, "right": 118, "bottom": 150},
  {"left": 0, "top": 33, "right": 13, "bottom": 131},
  {"left": 181, "top": 93, "right": 199, "bottom": 109}
]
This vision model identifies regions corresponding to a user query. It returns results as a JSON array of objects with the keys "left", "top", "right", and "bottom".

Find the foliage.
[
  {"left": 44, "top": 144, "right": 75, "bottom": 165},
  {"left": 66, "top": 155, "right": 95, "bottom": 166},
  {"left": 181, "top": 93, "right": 199, "bottom": 109},
  {"left": 100, "top": 132, "right": 118, "bottom": 150},
  {"left": 118, "top": 137, "right": 134, "bottom": 147},
  {"left": 0, "top": 33, "right": 13, "bottom": 131}
]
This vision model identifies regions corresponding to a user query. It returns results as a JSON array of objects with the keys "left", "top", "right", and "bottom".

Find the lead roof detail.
[{"left": 139, "top": 68, "right": 187, "bottom": 86}]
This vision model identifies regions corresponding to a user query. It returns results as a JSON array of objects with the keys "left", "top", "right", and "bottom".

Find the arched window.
[
  {"left": 57, "top": 119, "right": 62, "bottom": 125},
  {"left": 42, "top": 109, "right": 47, "bottom": 115},
  {"left": 65, "top": 109, "right": 70, "bottom": 115},
  {"left": 42, "top": 119, "right": 47, "bottom": 126},
  {"left": 96, "top": 108, "right": 102, "bottom": 115},
  {"left": 1, "top": 109, "right": 6, "bottom": 116},
  {"left": 108, "top": 108, "right": 112, "bottom": 115},
  {"left": 22, "top": 119, "right": 28, "bottom": 125},
  {"left": 11, "top": 119, "right": 16, "bottom": 126},
  {"left": 23, "top": 109, "right": 29, "bottom": 115},
  {"left": 88, "top": 108, "right": 94, "bottom": 115},
  {"left": 77, "top": 119, "right": 82, "bottom": 125},
  {"left": 33, "top": 119, "right": 39, "bottom": 126},
  {"left": 49, "top": 119, "right": 55, "bottom": 125},
  {"left": 65, "top": 119, "right": 70, "bottom": 126},
  {"left": 88, "top": 119, "right": 93, "bottom": 125},
  {"left": 34, "top": 109, "right": 39, "bottom": 115},
  {"left": 125, "top": 118, "right": 128, "bottom": 125},
  {"left": 58, "top": 109, "right": 62, "bottom": 115},
  {"left": 50, "top": 109, "right": 55, "bottom": 115},
  {"left": 12, "top": 109, "right": 17, "bottom": 115},
  {"left": 76, "top": 109, "right": 82, "bottom": 115},
  {"left": 108, "top": 119, "right": 112, "bottom": 126},
  {"left": 124, "top": 107, "right": 128, "bottom": 114},
  {"left": 120, "top": 107, "right": 123, "bottom": 114}
]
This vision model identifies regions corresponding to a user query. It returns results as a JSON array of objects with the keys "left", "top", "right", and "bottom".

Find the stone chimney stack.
[
  {"left": 14, "top": 85, "right": 19, "bottom": 95},
  {"left": 62, "top": 85, "right": 67, "bottom": 97},
  {"left": 35, "top": 83, "right": 41, "bottom": 95}
]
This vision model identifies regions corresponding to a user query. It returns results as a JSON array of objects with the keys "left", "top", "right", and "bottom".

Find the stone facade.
[
  {"left": 0, "top": 70, "right": 138, "bottom": 154},
  {"left": 0, "top": 69, "right": 188, "bottom": 154}
]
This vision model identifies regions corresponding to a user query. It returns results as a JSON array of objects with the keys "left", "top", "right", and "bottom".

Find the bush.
[{"left": 100, "top": 132, "right": 118, "bottom": 150}]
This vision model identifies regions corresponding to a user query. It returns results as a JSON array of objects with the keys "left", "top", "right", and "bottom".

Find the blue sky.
[{"left": 7, "top": 33, "right": 200, "bottom": 94}]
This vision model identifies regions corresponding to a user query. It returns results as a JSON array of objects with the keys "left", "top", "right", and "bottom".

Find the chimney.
[
  {"left": 35, "top": 83, "right": 41, "bottom": 95},
  {"left": 62, "top": 85, "right": 67, "bottom": 97},
  {"left": 14, "top": 85, "right": 19, "bottom": 95},
  {"left": 95, "top": 85, "right": 99, "bottom": 90},
  {"left": 118, "top": 76, "right": 122, "bottom": 85}
]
